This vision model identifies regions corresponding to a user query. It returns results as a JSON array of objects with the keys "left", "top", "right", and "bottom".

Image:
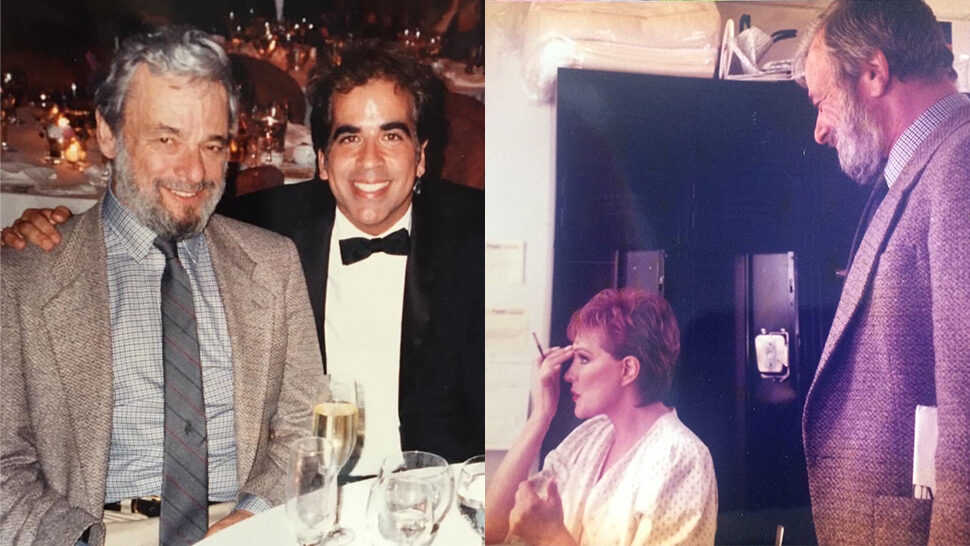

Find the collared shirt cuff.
[{"left": 235, "top": 493, "right": 272, "bottom": 515}]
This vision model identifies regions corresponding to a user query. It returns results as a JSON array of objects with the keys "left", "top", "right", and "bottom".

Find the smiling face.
[
  {"left": 99, "top": 64, "right": 229, "bottom": 239},
  {"left": 563, "top": 328, "right": 628, "bottom": 420},
  {"left": 319, "top": 78, "right": 427, "bottom": 236},
  {"left": 805, "top": 33, "right": 885, "bottom": 184}
]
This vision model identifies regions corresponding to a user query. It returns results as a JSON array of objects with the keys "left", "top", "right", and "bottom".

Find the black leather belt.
[
  {"left": 103, "top": 497, "right": 220, "bottom": 518},
  {"left": 103, "top": 496, "right": 162, "bottom": 518}
]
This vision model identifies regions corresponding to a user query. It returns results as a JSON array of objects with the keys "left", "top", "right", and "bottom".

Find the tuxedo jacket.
[
  {"left": 802, "top": 102, "right": 970, "bottom": 545},
  {"left": 217, "top": 177, "right": 485, "bottom": 463},
  {"left": 0, "top": 203, "right": 321, "bottom": 546}
]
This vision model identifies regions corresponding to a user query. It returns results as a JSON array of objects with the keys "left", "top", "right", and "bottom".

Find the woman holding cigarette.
[{"left": 484, "top": 288, "right": 717, "bottom": 545}]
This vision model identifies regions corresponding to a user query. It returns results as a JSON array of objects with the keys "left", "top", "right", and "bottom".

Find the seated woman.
[{"left": 484, "top": 288, "right": 717, "bottom": 546}]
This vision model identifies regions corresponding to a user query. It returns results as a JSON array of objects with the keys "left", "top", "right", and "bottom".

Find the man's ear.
[
  {"left": 317, "top": 149, "right": 329, "bottom": 180},
  {"left": 620, "top": 356, "right": 640, "bottom": 388},
  {"left": 859, "top": 49, "right": 890, "bottom": 98},
  {"left": 415, "top": 139, "right": 428, "bottom": 178},
  {"left": 96, "top": 110, "right": 118, "bottom": 159}
]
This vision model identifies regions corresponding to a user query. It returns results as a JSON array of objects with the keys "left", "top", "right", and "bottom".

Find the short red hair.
[{"left": 567, "top": 288, "right": 680, "bottom": 405}]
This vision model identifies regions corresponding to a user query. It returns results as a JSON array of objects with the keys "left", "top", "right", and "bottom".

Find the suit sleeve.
[
  {"left": 1, "top": 270, "right": 103, "bottom": 546},
  {"left": 926, "top": 127, "right": 970, "bottom": 545}
]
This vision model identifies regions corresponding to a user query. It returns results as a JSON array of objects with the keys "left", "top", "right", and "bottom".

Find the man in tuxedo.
[
  {"left": 2, "top": 41, "right": 485, "bottom": 475},
  {"left": 1, "top": 27, "right": 320, "bottom": 545},
  {"left": 218, "top": 42, "right": 485, "bottom": 474},
  {"left": 796, "top": 1, "right": 970, "bottom": 544}
]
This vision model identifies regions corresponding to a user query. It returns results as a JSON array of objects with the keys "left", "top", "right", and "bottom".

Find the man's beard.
[
  {"left": 834, "top": 85, "right": 885, "bottom": 185},
  {"left": 112, "top": 143, "right": 224, "bottom": 241}
]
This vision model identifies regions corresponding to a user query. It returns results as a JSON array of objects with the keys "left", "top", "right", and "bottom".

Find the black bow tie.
[{"left": 339, "top": 228, "right": 411, "bottom": 265}]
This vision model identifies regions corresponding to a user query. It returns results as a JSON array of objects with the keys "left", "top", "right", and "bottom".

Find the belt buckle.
[{"left": 132, "top": 496, "right": 162, "bottom": 518}]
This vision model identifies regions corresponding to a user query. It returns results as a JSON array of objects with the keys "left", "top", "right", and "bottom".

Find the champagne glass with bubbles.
[{"left": 312, "top": 376, "right": 360, "bottom": 544}]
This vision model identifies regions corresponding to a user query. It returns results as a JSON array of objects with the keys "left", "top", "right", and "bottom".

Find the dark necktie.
[
  {"left": 154, "top": 238, "right": 209, "bottom": 546},
  {"left": 339, "top": 227, "right": 411, "bottom": 265},
  {"left": 846, "top": 176, "right": 889, "bottom": 272}
]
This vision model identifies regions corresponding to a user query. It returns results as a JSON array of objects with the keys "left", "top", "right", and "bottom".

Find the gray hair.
[
  {"left": 95, "top": 25, "right": 238, "bottom": 136},
  {"left": 793, "top": 0, "right": 955, "bottom": 89}
]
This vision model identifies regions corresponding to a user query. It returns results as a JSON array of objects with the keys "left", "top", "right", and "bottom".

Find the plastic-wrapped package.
[{"left": 520, "top": 2, "right": 721, "bottom": 102}]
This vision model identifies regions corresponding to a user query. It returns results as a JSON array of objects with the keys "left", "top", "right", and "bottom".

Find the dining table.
[
  {"left": 196, "top": 468, "right": 481, "bottom": 546},
  {"left": 0, "top": 106, "right": 105, "bottom": 226}
]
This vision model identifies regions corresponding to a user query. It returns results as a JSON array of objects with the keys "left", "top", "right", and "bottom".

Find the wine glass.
[
  {"left": 457, "top": 455, "right": 485, "bottom": 541},
  {"left": 285, "top": 436, "right": 338, "bottom": 546},
  {"left": 379, "top": 451, "right": 455, "bottom": 537},
  {"left": 377, "top": 475, "right": 435, "bottom": 545},
  {"left": 252, "top": 102, "right": 287, "bottom": 166},
  {"left": 312, "top": 376, "right": 360, "bottom": 544}
]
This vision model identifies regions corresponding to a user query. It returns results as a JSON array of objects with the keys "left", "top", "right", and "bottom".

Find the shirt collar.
[
  {"left": 884, "top": 92, "right": 970, "bottom": 188},
  {"left": 333, "top": 204, "right": 413, "bottom": 241},
  {"left": 102, "top": 184, "right": 206, "bottom": 263}
]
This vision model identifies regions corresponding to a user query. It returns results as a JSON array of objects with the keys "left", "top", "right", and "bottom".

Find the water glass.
[
  {"left": 457, "top": 455, "right": 485, "bottom": 541},
  {"left": 285, "top": 436, "right": 338, "bottom": 546},
  {"left": 379, "top": 451, "right": 454, "bottom": 531},
  {"left": 378, "top": 475, "right": 435, "bottom": 546}
]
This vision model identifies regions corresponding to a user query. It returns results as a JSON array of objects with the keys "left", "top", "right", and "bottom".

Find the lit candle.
[
  {"left": 71, "top": 83, "right": 77, "bottom": 98},
  {"left": 64, "top": 139, "right": 81, "bottom": 163}
]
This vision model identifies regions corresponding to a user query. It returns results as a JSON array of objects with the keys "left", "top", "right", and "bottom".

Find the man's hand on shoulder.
[
  {"left": 204, "top": 509, "right": 253, "bottom": 537},
  {"left": 0, "top": 206, "right": 72, "bottom": 251}
]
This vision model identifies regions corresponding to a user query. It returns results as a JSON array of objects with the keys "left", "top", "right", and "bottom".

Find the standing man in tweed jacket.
[{"left": 796, "top": 1, "right": 970, "bottom": 544}]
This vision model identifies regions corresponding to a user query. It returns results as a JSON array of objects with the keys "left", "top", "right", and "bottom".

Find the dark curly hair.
[
  {"left": 567, "top": 288, "right": 681, "bottom": 406},
  {"left": 307, "top": 40, "right": 444, "bottom": 154}
]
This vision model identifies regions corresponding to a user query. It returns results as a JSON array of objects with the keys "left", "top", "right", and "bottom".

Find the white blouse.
[{"left": 532, "top": 410, "right": 717, "bottom": 546}]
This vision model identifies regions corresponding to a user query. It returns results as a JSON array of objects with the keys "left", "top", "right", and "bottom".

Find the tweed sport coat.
[
  {"left": 0, "top": 203, "right": 322, "bottom": 546},
  {"left": 803, "top": 100, "right": 970, "bottom": 545}
]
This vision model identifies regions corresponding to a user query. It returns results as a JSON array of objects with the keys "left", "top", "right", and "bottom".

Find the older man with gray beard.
[
  {"left": 796, "top": 1, "right": 970, "bottom": 544},
  {"left": 1, "top": 26, "right": 321, "bottom": 546}
]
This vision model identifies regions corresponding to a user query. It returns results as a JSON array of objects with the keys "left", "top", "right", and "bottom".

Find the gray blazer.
[
  {"left": 1, "top": 202, "right": 322, "bottom": 546},
  {"left": 803, "top": 101, "right": 970, "bottom": 545}
]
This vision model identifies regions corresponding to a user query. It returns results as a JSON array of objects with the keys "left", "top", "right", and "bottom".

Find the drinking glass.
[
  {"left": 377, "top": 475, "right": 435, "bottom": 545},
  {"left": 252, "top": 102, "right": 287, "bottom": 166},
  {"left": 457, "top": 455, "right": 485, "bottom": 541},
  {"left": 312, "top": 376, "right": 360, "bottom": 544},
  {"left": 379, "top": 451, "right": 454, "bottom": 535},
  {"left": 285, "top": 436, "right": 338, "bottom": 546}
]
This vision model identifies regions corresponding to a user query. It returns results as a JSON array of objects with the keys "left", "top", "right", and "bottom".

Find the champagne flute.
[
  {"left": 378, "top": 475, "right": 435, "bottom": 546},
  {"left": 312, "top": 376, "right": 360, "bottom": 545},
  {"left": 457, "top": 455, "right": 485, "bottom": 541},
  {"left": 285, "top": 436, "right": 338, "bottom": 546}
]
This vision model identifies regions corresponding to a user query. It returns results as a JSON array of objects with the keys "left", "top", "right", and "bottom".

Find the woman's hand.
[
  {"left": 507, "top": 479, "right": 575, "bottom": 546},
  {"left": 530, "top": 345, "right": 574, "bottom": 422}
]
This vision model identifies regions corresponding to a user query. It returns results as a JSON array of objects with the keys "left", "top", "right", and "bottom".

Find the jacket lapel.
[
  {"left": 305, "top": 199, "right": 334, "bottom": 372},
  {"left": 399, "top": 194, "right": 434, "bottom": 403},
  {"left": 43, "top": 206, "right": 113, "bottom": 504},
  {"left": 205, "top": 216, "right": 275, "bottom": 487}
]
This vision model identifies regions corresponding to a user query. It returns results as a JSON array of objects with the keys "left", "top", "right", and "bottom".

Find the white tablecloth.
[{"left": 196, "top": 472, "right": 480, "bottom": 546}]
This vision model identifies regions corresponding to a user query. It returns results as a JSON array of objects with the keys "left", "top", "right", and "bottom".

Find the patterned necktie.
[
  {"left": 154, "top": 238, "right": 209, "bottom": 545},
  {"left": 338, "top": 227, "right": 411, "bottom": 265}
]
